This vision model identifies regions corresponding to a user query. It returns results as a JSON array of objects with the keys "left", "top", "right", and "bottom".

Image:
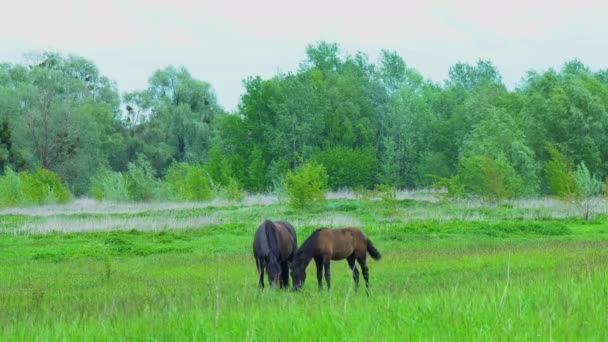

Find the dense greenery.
[
  {"left": 1, "top": 197, "right": 608, "bottom": 339},
  {"left": 2, "top": 44, "right": 608, "bottom": 202}
]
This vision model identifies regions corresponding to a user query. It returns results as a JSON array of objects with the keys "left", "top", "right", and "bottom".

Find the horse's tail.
[
  {"left": 367, "top": 239, "right": 382, "bottom": 260},
  {"left": 263, "top": 220, "right": 280, "bottom": 259}
]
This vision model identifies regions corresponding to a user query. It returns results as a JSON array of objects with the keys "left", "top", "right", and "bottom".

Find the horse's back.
[
  {"left": 273, "top": 221, "right": 298, "bottom": 260},
  {"left": 320, "top": 227, "right": 369, "bottom": 259},
  {"left": 253, "top": 223, "right": 270, "bottom": 258}
]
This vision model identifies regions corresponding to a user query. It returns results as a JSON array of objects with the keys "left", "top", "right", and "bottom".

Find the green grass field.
[{"left": 1, "top": 196, "right": 608, "bottom": 340}]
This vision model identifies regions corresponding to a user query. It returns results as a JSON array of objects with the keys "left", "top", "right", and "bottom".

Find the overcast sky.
[{"left": 1, "top": 0, "right": 607, "bottom": 111}]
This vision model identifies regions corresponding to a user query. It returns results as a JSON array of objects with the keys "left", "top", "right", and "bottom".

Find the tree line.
[{"left": 1, "top": 42, "right": 608, "bottom": 203}]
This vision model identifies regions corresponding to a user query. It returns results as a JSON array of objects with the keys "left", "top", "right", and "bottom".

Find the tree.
[
  {"left": 544, "top": 145, "right": 578, "bottom": 197},
  {"left": 124, "top": 66, "right": 221, "bottom": 174},
  {"left": 573, "top": 161, "right": 602, "bottom": 220},
  {"left": 247, "top": 146, "right": 265, "bottom": 192},
  {"left": 446, "top": 59, "right": 503, "bottom": 90}
]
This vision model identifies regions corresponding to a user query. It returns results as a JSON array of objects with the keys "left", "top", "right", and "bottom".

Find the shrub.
[
  {"left": 163, "top": 162, "right": 213, "bottom": 201},
  {"left": 217, "top": 177, "right": 246, "bottom": 202},
  {"left": 285, "top": 162, "right": 328, "bottom": 210},
  {"left": 443, "top": 155, "right": 523, "bottom": 202},
  {"left": 573, "top": 161, "right": 602, "bottom": 220},
  {"left": 355, "top": 184, "right": 397, "bottom": 213},
  {"left": 20, "top": 167, "right": 72, "bottom": 204},
  {"left": 126, "top": 155, "right": 159, "bottom": 201},
  {"left": 374, "top": 184, "right": 398, "bottom": 212},
  {"left": 0, "top": 167, "right": 23, "bottom": 207},
  {"left": 89, "top": 169, "right": 131, "bottom": 202},
  {"left": 0, "top": 167, "right": 72, "bottom": 207}
]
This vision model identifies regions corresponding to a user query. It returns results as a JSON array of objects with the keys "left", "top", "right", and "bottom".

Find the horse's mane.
[
  {"left": 297, "top": 228, "right": 326, "bottom": 255},
  {"left": 263, "top": 220, "right": 280, "bottom": 260}
]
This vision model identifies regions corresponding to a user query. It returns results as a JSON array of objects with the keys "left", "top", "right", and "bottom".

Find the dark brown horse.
[
  {"left": 291, "top": 227, "right": 381, "bottom": 293},
  {"left": 253, "top": 220, "right": 297, "bottom": 288}
]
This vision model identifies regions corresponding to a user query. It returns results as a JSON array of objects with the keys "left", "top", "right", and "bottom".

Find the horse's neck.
[{"left": 297, "top": 246, "right": 315, "bottom": 267}]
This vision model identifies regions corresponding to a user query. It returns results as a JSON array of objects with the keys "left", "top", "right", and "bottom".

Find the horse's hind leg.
[
  {"left": 256, "top": 258, "right": 265, "bottom": 288},
  {"left": 280, "top": 261, "right": 289, "bottom": 288},
  {"left": 357, "top": 257, "right": 370, "bottom": 295},
  {"left": 347, "top": 255, "right": 359, "bottom": 290},
  {"left": 314, "top": 257, "right": 323, "bottom": 290}
]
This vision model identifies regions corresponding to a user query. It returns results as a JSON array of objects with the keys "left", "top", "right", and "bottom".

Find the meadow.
[{"left": 1, "top": 192, "right": 608, "bottom": 341}]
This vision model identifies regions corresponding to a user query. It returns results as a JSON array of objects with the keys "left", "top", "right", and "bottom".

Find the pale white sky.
[{"left": 1, "top": 0, "right": 607, "bottom": 111}]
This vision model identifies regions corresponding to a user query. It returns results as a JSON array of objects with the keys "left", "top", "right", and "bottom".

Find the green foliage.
[
  {"left": 164, "top": 162, "right": 212, "bottom": 201},
  {"left": 544, "top": 145, "right": 578, "bottom": 198},
  {"left": 246, "top": 146, "right": 265, "bottom": 192},
  {"left": 206, "top": 145, "right": 232, "bottom": 186},
  {"left": 0, "top": 167, "right": 72, "bottom": 207},
  {"left": 20, "top": 167, "right": 72, "bottom": 204},
  {"left": 455, "top": 155, "right": 523, "bottom": 201},
  {"left": 126, "top": 155, "right": 159, "bottom": 201},
  {"left": 312, "top": 146, "right": 376, "bottom": 189},
  {"left": 89, "top": 169, "right": 130, "bottom": 202},
  {"left": 573, "top": 161, "right": 602, "bottom": 220},
  {"left": 216, "top": 177, "right": 246, "bottom": 202},
  {"left": 3, "top": 46, "right": 608, "bottom": 200},
  {"left": 574, "top": 161, "right": 601, "bottom": 197},
  {"left": 0, "top": 168, "right": 23, "bottom": 207},
  {"left": 285, "top": 162, "right": 328, "bottom": 209}
]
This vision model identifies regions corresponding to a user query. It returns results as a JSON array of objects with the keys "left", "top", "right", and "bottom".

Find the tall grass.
[{"left": 1, "top": 234, "right": 607, "bottom": 340}]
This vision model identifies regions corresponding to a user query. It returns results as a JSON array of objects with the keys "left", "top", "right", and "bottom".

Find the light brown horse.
[
  {"left": 291, "top": 227, "right": 381, "bottom": 294},
  {"left": 253, "top": 220, "right": 297, "bottom": 288}
]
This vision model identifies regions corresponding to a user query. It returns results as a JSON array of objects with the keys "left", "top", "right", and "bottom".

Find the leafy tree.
[
  {"left": 544, "top": 145, "right": 578, "bottom": 198},
  {"left": 246, "top": 146, "right": 265, "bottom": 192},
  {"left": 124, "top": 66, "right": 221, "bottom": 174},
  {"left": 0, "top": 120, "right": 25, "bottom": 172},
  {"left": 455, "top": 155, "right": 523, "bottom": 201},
  {"left": 573, "top": 161, "right": 602, "bottom": 220},
  {"left": 446, "top": 59, "right": 503, "bottom": 90},
  {"left": 312, "top": 147, "right": 376, "bottom": 189}
]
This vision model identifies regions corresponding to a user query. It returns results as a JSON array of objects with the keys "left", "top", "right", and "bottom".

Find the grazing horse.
[
  {"left": 291, "top": 227, "right": 381, "bottom": 294},
  {"left": 253, "top": 220, "right": 297, "bottom": 288}
]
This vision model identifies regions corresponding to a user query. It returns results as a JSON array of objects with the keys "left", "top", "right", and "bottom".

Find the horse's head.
[{"left": 290, "top": 259, "right": 306, "bottom": 290}]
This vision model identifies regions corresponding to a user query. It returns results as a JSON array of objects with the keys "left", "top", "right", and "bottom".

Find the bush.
[
  {"left": 0, "top": 167, "right": 72, "bottom": 207},
  {"left": 573, "top": 161, "right": 602, "bottom": 220},
  {"left": 217, "top": 177, "right": 246, "bottom": 202},
  {"left": 20, "top": 167, "right": 72, "bottom": 204},
  {"left": 285, "top": 162, "right": 328, "bottom": 210},
  {"left": 126, "top": 155, "right": 159, "bottom": 201},
  {"left": 0, "top": 167, "right": 23, "bottom": 207},
  {"left": 163, "top": 162, "right": 213, "bottom": 201},
  {"left": 89, "top": 169, "right": 131, "bottom": 202},
  {"left": 441, "top": 155, "right": 523, "bottom": 201},
  {"left": 355, "top": 184, "right": 397, "bottom": 213},
  {"left": 374, "top": 184, "right": 398, "bottom": 212}
]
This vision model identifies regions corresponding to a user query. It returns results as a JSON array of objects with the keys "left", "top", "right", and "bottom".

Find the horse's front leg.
[
  {"left": 315, "top": 257, "right": 323, "bottom": 290},
  {"left": 323, "top": 259, "right": 331, "bottom": 291},
  {"left": 256, "top": 258, "right": 265, "bottom": 288},
  {"left": 280, "top": 261, "right": 289, "bottom": 288}
]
